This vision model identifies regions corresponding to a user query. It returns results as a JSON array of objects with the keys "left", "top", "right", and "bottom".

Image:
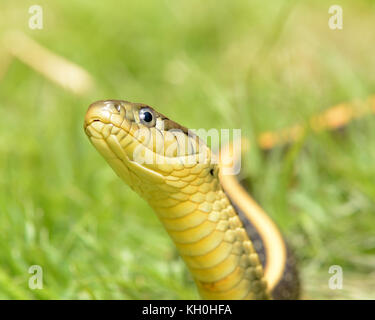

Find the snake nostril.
[{"left": 114, "top": 103, "right": 121, "bottom": 112}]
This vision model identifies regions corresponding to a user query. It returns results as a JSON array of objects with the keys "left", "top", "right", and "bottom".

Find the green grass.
[{"left": 0, "top": 0, "right": 375, "bottom": 299}]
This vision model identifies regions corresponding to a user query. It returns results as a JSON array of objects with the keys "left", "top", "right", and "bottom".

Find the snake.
[{"left": 83, "top": 97, "right": 375, "bottom": 299}]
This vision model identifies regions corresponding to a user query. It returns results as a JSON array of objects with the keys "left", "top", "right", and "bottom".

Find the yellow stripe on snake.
[{"left": 83, "top": 96, "right": 375, "bottom": 299}]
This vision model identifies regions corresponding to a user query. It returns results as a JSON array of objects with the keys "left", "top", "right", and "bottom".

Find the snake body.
[{"left": 84, "top": 100, "right": 300, "bottom": 299}]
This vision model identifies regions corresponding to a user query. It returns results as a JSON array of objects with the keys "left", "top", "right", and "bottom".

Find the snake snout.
[{"left": 84, "top": 100, "right": 122, "bottom": 128}]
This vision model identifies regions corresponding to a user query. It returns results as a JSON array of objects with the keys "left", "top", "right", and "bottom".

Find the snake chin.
[{"left": 86, "top": 122, "right": 169, "bottom": 184}]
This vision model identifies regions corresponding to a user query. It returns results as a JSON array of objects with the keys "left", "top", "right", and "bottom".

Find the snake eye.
[{"left": 139, "top": 107, "right": 156, "bottom": 127}]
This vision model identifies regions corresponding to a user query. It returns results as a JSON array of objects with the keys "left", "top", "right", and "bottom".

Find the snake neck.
[{"left": 146, "top": 177, "right": 271, "bottom": 300}]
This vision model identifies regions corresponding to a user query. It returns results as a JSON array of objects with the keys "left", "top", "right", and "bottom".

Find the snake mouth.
[
  {"left": 84, "top": 100, "right": 148, "bottom": 159},
  {"left": 84, "top": 100, "right": 124, "bottom": 129}
]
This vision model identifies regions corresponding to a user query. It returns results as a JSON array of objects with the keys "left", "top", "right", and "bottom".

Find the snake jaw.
[
  {"left": 84, "top": 100, "right": 117, "bottom": 129},
  {"left": 86, "top": 123, "right": 166, "bottom": 189}
]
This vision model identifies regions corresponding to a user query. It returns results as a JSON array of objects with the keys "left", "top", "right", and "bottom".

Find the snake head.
[{"left": 84, "top": 100, "right": 218, "bottom": 199}]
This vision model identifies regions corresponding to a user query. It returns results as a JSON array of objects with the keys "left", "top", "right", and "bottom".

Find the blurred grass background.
[{"left": 0, "top": 0, "right": 375, "bottom": 299}]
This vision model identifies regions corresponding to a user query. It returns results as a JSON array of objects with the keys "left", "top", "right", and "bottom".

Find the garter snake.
[
  {"left": 83, "top": 97, "right": 375, "bottom": 299},
  {"left": 83, "top": 99, "right": 302, "bottom": 300}
]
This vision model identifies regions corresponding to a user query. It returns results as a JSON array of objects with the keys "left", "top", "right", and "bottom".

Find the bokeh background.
[{"left": 0, "top": 0, "right": 374, "bottom": 299}]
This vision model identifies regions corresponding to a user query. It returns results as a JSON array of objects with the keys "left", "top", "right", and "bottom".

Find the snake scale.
[{"left": 84, "top": 99, "right": 300, "bottom": 299}]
